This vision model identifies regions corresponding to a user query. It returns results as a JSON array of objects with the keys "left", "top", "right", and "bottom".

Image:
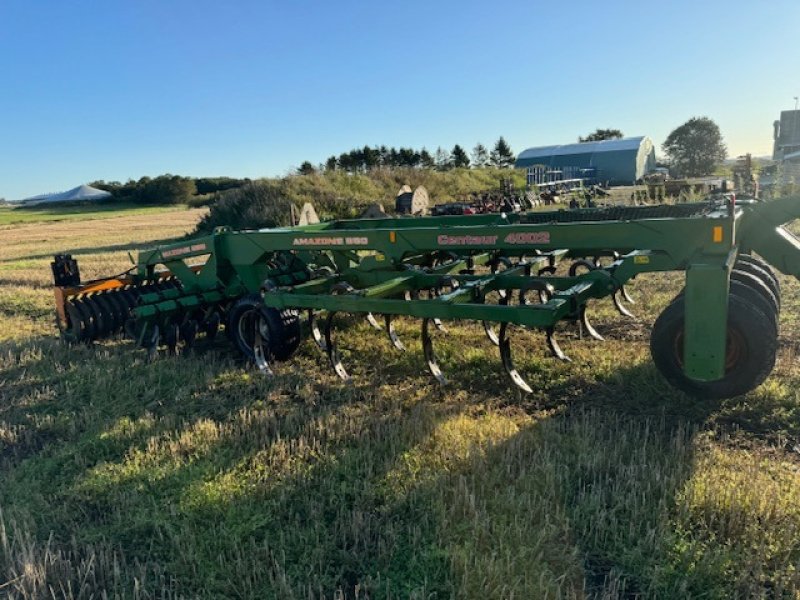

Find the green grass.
[
  {"left": 0, "top": 202, "right": 188, "bottom": 226},
  {"left": 3, "top": 208, "right": 800, "bottom": 598}
]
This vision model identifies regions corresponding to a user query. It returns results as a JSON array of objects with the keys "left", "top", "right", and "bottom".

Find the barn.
[{"left": 515, "top": 136, "right": 657, "bottom": 185}]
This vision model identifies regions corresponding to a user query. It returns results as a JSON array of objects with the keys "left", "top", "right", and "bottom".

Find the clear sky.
[{"left": 1, "top": 0, "right": 798, "bottom": 200}]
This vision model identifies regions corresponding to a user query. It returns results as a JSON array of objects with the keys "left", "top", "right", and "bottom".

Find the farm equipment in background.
[{"left": 52, "top": 195, "right": 800, "bottom": 399}]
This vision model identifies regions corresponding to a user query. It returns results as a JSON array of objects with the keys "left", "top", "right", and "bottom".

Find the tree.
[
  {"left": 580, "top": 128, "right": 624, "bottom": 142},
  {"left": 450, "top": 144, "right": 470, "bottom": 168},
  {"left": 297, "top": 161, "right": 316, "bottom": 175},
  {"left": 325, "top": 156, "right": 337, "bottom": 171},
  {"left": 419, "top": 148, "right": 434, "bottom": 169},
  {"left": 434, "top": 147, "right": 451, "bottom": 171},
  {"left": 490, "top": 136, "right": 515, "bottom": 168},
  {"left": 662, "top": 117, "right": 727, "bottom": 177},
  {"left": 471, "top": 143, "right": 489, "bottom": 168}
]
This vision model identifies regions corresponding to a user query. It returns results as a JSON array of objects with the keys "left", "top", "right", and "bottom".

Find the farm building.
[
  {"left": 515, "top": 136, "right": 657, "bottom": 185},
  {"left": 773, "top": 110, "right": 800, "bottom": 161},
  {"left": 20, "top": 184, "right": 112, "bottom": 206}
]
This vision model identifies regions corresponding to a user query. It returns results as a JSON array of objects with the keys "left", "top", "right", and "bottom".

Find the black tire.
[
  {"left": 673, "top": 277, "right": 778, "bottom": 333},
  {"left": 728, "top": 275, "right": 779, "bottom": 332},
  {"left": 228, "top": 294, "right": 302, "bottom": 364},
  {"left": 734, "top": 255, "right": 780, "bottom": 308},
  {"left": 650, "top": 293, "right": 777, "bottom": 399}
]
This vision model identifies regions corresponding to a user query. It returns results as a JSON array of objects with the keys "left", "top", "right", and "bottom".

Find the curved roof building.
[{"left": 515, "top": 136, "right": 656, "bottom": 184}]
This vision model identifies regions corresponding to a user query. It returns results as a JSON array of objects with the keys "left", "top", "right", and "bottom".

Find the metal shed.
[{"left": 515, "top": 136, "right": 656, "bottom": 185}]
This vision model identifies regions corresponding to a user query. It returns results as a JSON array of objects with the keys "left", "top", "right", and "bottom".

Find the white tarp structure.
[{"left": 21, "top": 184, "right": 112, "bottom": 206}]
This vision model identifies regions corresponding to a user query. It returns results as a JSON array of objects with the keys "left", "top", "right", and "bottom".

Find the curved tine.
[
  {"left": 366, "top": 312, "right": 384, "bottom": 331},
  {"left": 384, "top": 314, "right": 406, "bottom": 351},
  {"left": 144, "top": 324, "right": 160, "bottom": 363},
  {"left": 568, "top": 259, "right": 596, "bottom": 277},
  {"left": 484, "top": 320, "right": 500, "bottom": 346},
  {"left": 620, "top": 285, "right": 636, "bottom": 304},
  {"left": 204, "top": 310, "right": 221, "bottom": 340},
  {"left": 546, "top": 327, "right": 572, "bottom": 362},
  {"left": 252, "top": 314, "right": 274, "bottom": 375},
  {"left": 324, "top": 312, "right": 350, "bottom": 381},
  {"left": 163, "top": 322, "right": 180, "bottom": 356},
  {"left": 421, "top": 318, "right": 447, "bottom": 386},
  {"left": 433, "top": 318, "right": 447, "bottom": 333},
  {"left": 180, "top": 319, "right": 199, "bottom": 351},
  {"left": 578, "top": 304, "right": 604, "bottom": 341},
  {"left": 491, "top": 256, "right": 513, "bottom": 299},
  {"left": 612, "top": 292, "right": 635, "bottom": 318},
  {"left": 308, "top": 310, "right": 328, "bottom": 352},
  {"left": 498, "top": 323, "right": 533, "bottom": 394}
]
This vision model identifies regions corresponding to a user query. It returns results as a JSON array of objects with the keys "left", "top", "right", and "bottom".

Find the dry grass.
[{"left": 2, "top": 207, "right": 800, "bottom": 598}]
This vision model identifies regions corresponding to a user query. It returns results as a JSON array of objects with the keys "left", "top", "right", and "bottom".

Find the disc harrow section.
[{"left": 51, "top": 194, "right": 800, "bottom": 399}]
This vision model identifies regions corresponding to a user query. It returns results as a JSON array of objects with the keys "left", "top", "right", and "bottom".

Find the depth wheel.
[
  {"left": 650, "top": 293, "right": 777, "bottom": 399},
  {"left": 228, "top": 294, "right": 302, "bottom": 367},
  {"left": 734, "top": 256, "right": 780, "bottom": 309}
]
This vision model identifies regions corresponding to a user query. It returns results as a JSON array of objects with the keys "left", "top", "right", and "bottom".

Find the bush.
[
  {"left": 198, "top": 182, "right": 295, "bottom": 231},
  {"left": 197, "top": 168, "right": 525, "bottom": 231}
]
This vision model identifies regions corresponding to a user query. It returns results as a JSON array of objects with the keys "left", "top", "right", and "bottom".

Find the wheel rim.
[{"left": 672, "top": 325, "right": 747, "bottom": 375}]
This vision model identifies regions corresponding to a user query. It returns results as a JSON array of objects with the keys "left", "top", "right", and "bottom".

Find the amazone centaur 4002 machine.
[{"left": 52, "top": 196, "right": 800, "bottom": 399}]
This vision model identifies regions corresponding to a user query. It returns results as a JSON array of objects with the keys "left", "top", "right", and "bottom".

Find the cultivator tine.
[
  {"left": 202, "top": 311, "right": 221, "bottom": 340},
  {"left": 484, "top": 320, "right": 500, "bottom": 346},
  {"left": 612, "top": 292, "right": 635, "bottom": 318},
  {"left": 139, "top": 323, "right": 160, "bottom": 362},
  {"left": 366, "top": 312, "right": 383, "bottom": 330},
  {"left": 308, "top": 310, "right": 328, "bottom": 352},
  {"left": 324, "top": 312, "right": 351, "bottom": 381},
  {"left": 577, "top": 304, "right": 604, "bottom": 341},
  {"left": 180, "top": 319, "right": 198, "bottom": 351},
  {"left": 546, "top": 327, "right": 571, "bottom": 362},
  {"left": 421, "top": 318, "right": 447, "bottom": 386},
  {"left": 620, "top": 285, "right": 636, "bottom": 304},
  {"left": 498, "top": 323, "right": 533, "bottom": 394},
  {"left": 163, "top": 323, "right": 180, "bottom": 355},
  {"left": 384, "top": 314, "right": 406, "bottom": 351},
  {"left": 433, "top": 318, "right": 447, "bottom": 333},
  {"left": 252, "top": 316, "right": 273, "bottom": 375}
]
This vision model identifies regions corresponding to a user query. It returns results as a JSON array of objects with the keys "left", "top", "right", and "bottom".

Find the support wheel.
[
  {"left": 650, "top": 293, "right": 777, "bottom": 399},
  {"left": 228, "top": 295, "right": 302, "bottom": 368}
]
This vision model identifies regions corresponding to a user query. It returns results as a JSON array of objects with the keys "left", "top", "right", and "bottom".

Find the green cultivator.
[{"left": 52, "top": 195, "right": 800, "bottom": 399}]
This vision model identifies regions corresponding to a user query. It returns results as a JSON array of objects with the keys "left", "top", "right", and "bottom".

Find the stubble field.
[{"left": 2, "top": 206, "right": 800, "bottom": 598}]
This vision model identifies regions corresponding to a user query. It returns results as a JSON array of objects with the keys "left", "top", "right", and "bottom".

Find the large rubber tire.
[
  {"left": 228, "top": 295, "right": 302, "bottom": 363},
  {"left": 650, "top": 293, "right": 777, "bottom": 399},
  {"left": 727, "top": 278, "right": 779, "bottom": 333},
  {"left": 734, "top": 255, "right": 780, "bottom": 308},
  {"left": 672, "top": 278, "right": 778, "bottom": 333}
]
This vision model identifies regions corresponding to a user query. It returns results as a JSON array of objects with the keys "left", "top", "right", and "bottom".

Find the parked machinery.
[{"left": 53, "top": 195, "right": 800, "bottom": 399}]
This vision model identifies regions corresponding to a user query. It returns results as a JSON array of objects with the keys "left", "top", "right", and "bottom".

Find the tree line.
[
  {"left": 299, "top": 137, "right": 516, "bottom": 174},
  {"left": 90, "top": 175, "right": 250, "bottom": 204}
]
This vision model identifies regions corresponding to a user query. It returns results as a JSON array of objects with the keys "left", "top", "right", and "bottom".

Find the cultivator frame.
[{"left": 53, "top": 195, "right": 800, "bottom": 399}]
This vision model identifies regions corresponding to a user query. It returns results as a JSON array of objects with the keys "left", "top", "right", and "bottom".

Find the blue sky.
[{"left": 1, "top": 0, "right": 798, "bottom": 200}]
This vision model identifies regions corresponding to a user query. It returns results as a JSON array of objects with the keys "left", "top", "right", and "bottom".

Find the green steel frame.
[{"left": 57, "top": 196, "right": 800, "bottom": 389}]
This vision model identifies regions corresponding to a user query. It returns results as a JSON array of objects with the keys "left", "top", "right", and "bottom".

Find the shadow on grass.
[{"left": 3, "top": 323, "right": 800, "bottom": 597}]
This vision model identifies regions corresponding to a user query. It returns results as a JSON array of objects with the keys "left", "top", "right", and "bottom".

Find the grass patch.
[{"left": 0, "top": 203, "right": 193, "bottom": 227}]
